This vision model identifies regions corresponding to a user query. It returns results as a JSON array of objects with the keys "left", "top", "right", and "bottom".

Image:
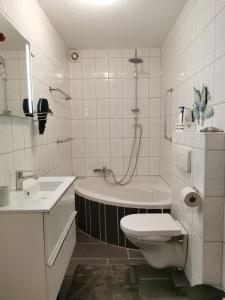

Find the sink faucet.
[{"left": 15, "top": 170, "right": 38, "bottom": 191}]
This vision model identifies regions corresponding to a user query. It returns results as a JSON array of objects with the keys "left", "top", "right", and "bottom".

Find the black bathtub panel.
[
  {"left": 105, "top": 205, "right": 118, "bottom": 246},
  {"left": 78, "top": 195, "right": 87, "bottom": 232},
  {"left": 139, "top": 208, "right": 147, "bottom": 214},
  {"left": 75, "top": 194, "right": 79, "bottom": 225},
  {"left": 118, "top": 207, "right": 125, "bottom": 247},
  {"left": 125, "top": 207, "right": 138, "bottom": 216},
  {"left": 148, "top": 209, "right": 161, "bottom": 214},
  {"left": 75, "top": 194, "right": 170, "bottom": 250},
  {"left": 100, "top": 203, "right": 106, "bottom": 242},
  {"left": 86, "top": 200, "right": 91, "bottom": 235},
  {"left": 90, "top": 201, "right": 100, "bottom": 239}
]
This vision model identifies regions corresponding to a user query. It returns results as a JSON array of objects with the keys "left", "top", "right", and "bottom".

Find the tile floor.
[{"left": 59, "top": 229, "right": 190, "bottom": 300}]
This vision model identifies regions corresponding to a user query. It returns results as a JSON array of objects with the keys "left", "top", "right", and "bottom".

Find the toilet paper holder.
[
  {"left": 192, "top": 186, "right": 199, "bottom": 193},
  {"left": 182, "top": 186, "right": 201, "bottom": 208}
]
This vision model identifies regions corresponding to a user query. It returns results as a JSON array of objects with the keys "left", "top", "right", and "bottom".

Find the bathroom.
[{"left": 0, "top": 0, "right": 225, "bottom": 299}]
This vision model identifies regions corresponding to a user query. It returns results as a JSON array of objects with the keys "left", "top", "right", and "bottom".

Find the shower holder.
[{"left": 132, "top": 108, "right": 140, "bottom": 113}]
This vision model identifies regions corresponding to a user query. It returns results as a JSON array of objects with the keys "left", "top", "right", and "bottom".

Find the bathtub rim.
[{"left": 74, "top": 176, "right": 171, "bottom": 209}]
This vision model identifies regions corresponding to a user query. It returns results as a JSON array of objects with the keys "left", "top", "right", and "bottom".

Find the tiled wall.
[
  {"left": 171, "top": 131, "right": 225, "bottom": 286},
  {"left": 0, "top": 0, "right": 72, "bottom": 189},
  {"left": 70, "top": 48, "right": 161, "bottom": 177},
  {"left": 160, "top": 0, "right": 225, "bottom": 288}
]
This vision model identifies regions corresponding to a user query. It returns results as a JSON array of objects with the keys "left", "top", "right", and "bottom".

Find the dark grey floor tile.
[
  {"left": 140, "top": 297, "right": 189, "bottom": 300},
  {"left": 77, "top": 229, "right": 103, "bottom": 244},
  {"left": 136, "top": 264, "right": 171, "bottom": 279},
  {"left": 72, "top": 243, "right": 128, "bottom": 259},
  {"left": 108, "top": 259, "right": 146, "bottom": 265},
  {"left": 129, "top": 249, "right": 144, "bottom": 259},
  {"left": 67, "top": 264, "right": 140, "bottom": 300},
  {"left": 139, "top": 279, "right": 176, "bottom": 298},
  {"left": 58, "top": 278, "right": 72, "bottom": 300},
  {"left": 66, "top": 259, "right": 107, "bottom": 278}
]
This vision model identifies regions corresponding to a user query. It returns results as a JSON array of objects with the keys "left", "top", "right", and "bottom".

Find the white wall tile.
[
  {"left": 70, "top": 48, "right": 161, "bottom": 178},
  {"left": 205, "top": 150, "right": 225, "bottom": 197},
  {"left": 84, "top": 119, "right": 97, "bottom": 138},
  {"left": 203, "top": 242, "right": 223, "bottom": 284},
  {"left": 215, "top": 7, "right": 225, "bottom": 59},
  {"left": 204, "top": 197, "right": 224, "bottom": 242}
]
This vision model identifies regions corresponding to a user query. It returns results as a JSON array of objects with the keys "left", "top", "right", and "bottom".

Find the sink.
[
  {"left": 24, "top": 180, "right": 63, "bottom": 201},
  {"left": 3, "top": 180, "right": 63, "bottom": 207},
  {"left": 0, "top": 176, "right": 75, "bottom": 212},
  {"left": 38, "top": 181, "right": 62, "bottom": 191}
]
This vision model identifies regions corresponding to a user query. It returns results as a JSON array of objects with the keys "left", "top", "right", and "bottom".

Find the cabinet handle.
[{"left": 47, "top": 211, "right": 77, "bottom": 267}]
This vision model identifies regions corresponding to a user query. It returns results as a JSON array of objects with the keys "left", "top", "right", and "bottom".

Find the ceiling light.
[
  {"left": 95, "top": 0, "right": 117, "bottom": 5},
  {"left": 79, "top": 0, "right": 118, "bottom": 7}
]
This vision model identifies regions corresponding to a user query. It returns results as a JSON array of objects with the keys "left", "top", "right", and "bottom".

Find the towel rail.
[
  {"left": 49, "top": 87, "right": 72, "bottom": 101},
  {"left": 55, "top": 137, "right": 74, "bottom": 144},
  {"left": 164, "top": 88, "right": 173, "bottom": 142}
]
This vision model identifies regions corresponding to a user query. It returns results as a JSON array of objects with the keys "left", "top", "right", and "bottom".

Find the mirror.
[{"left": 0, "top": 13, "right": 33, "bottom": 118}]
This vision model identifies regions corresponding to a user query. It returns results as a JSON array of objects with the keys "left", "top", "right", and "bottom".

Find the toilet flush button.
[{"left": 176, "top": 146, "right": 191, "bottom": 172}]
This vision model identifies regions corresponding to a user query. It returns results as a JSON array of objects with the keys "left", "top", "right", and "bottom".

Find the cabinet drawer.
[
  {"left": 46, "top": 217, "right": 76, "bottom": 300},
  {"left": 44, "top": 184, "right": 75, "bottom": 260}
]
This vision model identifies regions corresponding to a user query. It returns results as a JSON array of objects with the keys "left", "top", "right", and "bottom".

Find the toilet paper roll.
[
  {"left": 181, "top": 186, "right": 201, "bottom": 208},
  {"left": 0, "top": 186, "right": 9, "bottom": 207}
]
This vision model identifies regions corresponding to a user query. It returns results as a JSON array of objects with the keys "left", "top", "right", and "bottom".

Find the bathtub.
[{"left": 75, "top": 176, "right": 172, "bottom": 249}]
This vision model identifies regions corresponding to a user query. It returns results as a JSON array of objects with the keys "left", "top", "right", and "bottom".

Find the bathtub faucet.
[{"left": 93, "top": 166, "right": 108, "bottom": 174}]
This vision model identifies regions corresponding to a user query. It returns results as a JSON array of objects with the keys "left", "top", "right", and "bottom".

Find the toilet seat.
[{"left": 120, "top": 213, "right": 182, "bottom": 238}]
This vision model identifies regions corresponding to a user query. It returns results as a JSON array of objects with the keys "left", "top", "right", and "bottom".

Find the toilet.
[{"left": 120, "top": 213, "right": 188, "bottom": 269}]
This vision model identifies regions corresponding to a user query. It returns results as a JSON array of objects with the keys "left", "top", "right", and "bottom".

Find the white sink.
[
  {"left": 0, "top": 177, "right": 75, "bottom": 212},
  {"left": 25, "top": 180, "right": 63, "bottom": 200}
]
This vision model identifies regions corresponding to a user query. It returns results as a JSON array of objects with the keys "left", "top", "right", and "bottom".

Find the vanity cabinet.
[{"left": 0, "top": 183, "right": 76, "bottom": 300}]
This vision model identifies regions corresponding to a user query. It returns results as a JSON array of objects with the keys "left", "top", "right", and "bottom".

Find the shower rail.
[
  {"left": 164, "top": 88, "right": 173, "bottom": 142},
  {"left": 49, "top": 86, "right": 72, "bottom": 101}
]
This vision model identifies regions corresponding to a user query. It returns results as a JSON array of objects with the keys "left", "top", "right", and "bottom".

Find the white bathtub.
[{"left": 75, "top": 176, "right": 171, "bottom": 209}]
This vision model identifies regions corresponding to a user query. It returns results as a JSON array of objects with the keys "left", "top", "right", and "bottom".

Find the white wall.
[
  {"left": 0, "top": 0, "right": 73, "bottom": 189},
  {"left": 160, "top": 0, "right": 225, "bottom": 289},
  {"left": 70, "top": 48, "right": 161, "bottom": 177}
]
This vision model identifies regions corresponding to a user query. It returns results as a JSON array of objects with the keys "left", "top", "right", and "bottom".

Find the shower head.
[
  {"left": 128, "top": 49, "right": 143, "bottom": 64},
  {"left": 129, "top": 57, "right": 143, "bottom": 64}
]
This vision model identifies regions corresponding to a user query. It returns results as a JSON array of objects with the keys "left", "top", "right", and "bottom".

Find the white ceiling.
[{"left": 38, "top": 0, "right": 187, "bottom": 49}]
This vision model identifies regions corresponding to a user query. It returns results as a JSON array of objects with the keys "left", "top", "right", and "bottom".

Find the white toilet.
[{"left": 120, "top": 213, "right": 188, "bottom": 269}]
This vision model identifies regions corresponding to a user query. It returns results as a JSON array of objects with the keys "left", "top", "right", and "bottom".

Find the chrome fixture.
[
  {"left": 200, "top": 127, "right": 224, "bottom": 133},
  {"left": 49, "top": 87, "right": 72, "bottom": 101},
  {"left": 16, "top": 170, "right": 38, "bottom": 191},
  {"left": 55, "top": 137, "right": 74, "bottom": 144},
  {"left": 132, "top": 107, "right": 140, "bottom": 113},
  {"left": 96, "top": 49, "right": 143, "bottom": 186},
  {"left": 93, "top": 167, "right": 108, "bottom": 174},
  {"left": 0, "top": 55, "right": 10, "bottom": 115},
  {"left": 164, "top": 88, "right": 173, "bottom": 142}
]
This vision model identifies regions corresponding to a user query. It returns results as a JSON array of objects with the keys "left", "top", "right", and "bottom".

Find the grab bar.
[
  {"left": 49, "top": 86, "right": 72, "bottom": 101},
  {"left": 164, "top": 88, "right": 173, "bottom": 142}
]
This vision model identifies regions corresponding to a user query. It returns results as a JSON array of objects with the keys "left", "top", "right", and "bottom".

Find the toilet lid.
[{"left": 120, "top": 214, "right": 182, "bottom": 237}]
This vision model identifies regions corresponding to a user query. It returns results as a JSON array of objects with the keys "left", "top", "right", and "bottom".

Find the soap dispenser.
[{"left": 178, "top": 106, "right": 185, "bottom": 124}]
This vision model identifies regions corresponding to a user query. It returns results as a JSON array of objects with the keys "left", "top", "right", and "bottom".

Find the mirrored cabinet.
[{"left": 0, "top": 13, "right": 33, "bottom": 119}]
